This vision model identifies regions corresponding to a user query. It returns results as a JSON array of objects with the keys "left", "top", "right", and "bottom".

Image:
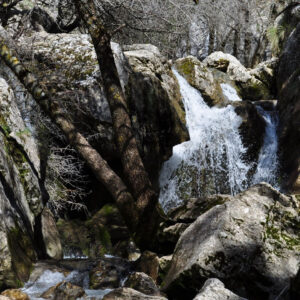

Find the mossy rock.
[
  {"left": 57, "top": 218, "right": 112, "bottom": 258},
  {"left": 56, "top": 204, "right": 135, "bottom": 258},
  {"left": 175, "top": 56, "right": 238, "bottom": 107},
  {"left": 238, "top": 78, "right": 271, "bottom": 101},
  {"left": 6, "top": 224, "right": 36, "bottom": 287}
]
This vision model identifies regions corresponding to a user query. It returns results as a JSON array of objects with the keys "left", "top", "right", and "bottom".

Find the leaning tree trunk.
[
  {"left": 73, "top": 0, "right": 163, "bottom": 247},
  {"left": 0, "top": 29, "right": 144, "bottom": 244},
  {"left": 0, "top": 22, "right": 162, "bottom": 250}
]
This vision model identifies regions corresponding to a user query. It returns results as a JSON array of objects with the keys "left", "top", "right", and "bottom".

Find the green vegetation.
[{"left": 267, "top": 25, "right": 286, "bottom": 55}]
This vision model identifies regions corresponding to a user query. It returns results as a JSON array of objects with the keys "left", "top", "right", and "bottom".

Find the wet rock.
[
  {"left": 175, "top": 56, "right": 238, "bottom": 107},
  {"left": 1, "top": 289, "right": 29, "bottom": 300},
  {"left": 193, "top": 278, "right": 247, "bottom": 300},
  {"left": 40, "top": 281, "right": 85, "bottom": 300},
  {"left": 25, "top": 261, "right": 70, "bottom": 284},
  {"left": 124, "top": 272, "right": 161, "bottom": 296},
  {"left": 277, "top": 23, "right": 300, "bottom": 193},
  {"left": 203, "top": 52, "right": 272, "bottom": 100},
  {"left": 163, "top": 183, "right": 300, "bottom": 300},
  {"left": 136, "top": 251, "right": 160, "bottom": 282},
  {"left": 89, "top": 257, "right": 132, "bottom": 289},
  {"left": 103, "top": 288, "right": 167, "bottom": 300},
  {"left": 232, "top": 101, "right": 266, "bottom": 165},
  {"left": 41, "top": 207, "right": 62, "bottom": 260},
  {"left": 253, "top": 100, "right": 277, "bottom": 111}
]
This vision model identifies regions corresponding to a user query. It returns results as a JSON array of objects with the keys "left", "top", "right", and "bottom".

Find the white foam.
[
  {"left": 221, "top": 83, "right": 242, "bottom": 101},
  {"left": 159, "top": 70, "right": 250, "bottom": 212}
]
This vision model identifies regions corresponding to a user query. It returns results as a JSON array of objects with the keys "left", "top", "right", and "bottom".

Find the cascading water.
[
  {"left": 159, "top": 70, "right": 251, "bottom": 212},
  {"left": 22, "top": 269, "right": 112, "bottom": 300},
  {"left": 251, "top": 106, "right": 279, "bottom": 187}
]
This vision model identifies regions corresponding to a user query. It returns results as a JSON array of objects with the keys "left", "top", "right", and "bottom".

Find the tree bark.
[{"left": 73, "top": 0, "right": 163, "bottom": 248}]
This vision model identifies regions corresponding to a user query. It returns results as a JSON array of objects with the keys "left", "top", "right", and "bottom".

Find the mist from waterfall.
[{"left": 159, "top": 70, "right": 251, "bottom": 212}]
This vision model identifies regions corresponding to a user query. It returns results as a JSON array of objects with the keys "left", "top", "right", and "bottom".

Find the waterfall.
[
  {"left": 252, "top": 106, "right": 279, "bottom": 187},
  {"left": 159, "top": 70, "right": 251, "bottom": 212}
]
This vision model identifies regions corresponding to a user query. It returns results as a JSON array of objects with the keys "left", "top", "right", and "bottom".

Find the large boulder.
[
  {"left": 163, "top": 183, "right": 300, "bottom": 300},
  {"left": 40, "top": 281, "right": 85, "bottom": 300},
  {"left": 203, "top": 52, "right": 275, "bottom": 100},
  {"left": 277, "top": 23, "right": 300, "bottom": 193},
  {"left": 193, "top": 278, "right": 247, "bottom": 300}
]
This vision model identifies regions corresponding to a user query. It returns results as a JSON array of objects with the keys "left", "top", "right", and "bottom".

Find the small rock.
[
  {"left": 41, "top": 281, "right": 85, "bottom": 299},
  {"left": 89, "top": 257, "right": 132, "bottom": 289},
  {"left": 136, "top": 251, "right": 160, "bottom": 282},
  {"left": 103, "top": 288, "right": 167, "bottom": 300},
  {"left": 194, "top": 278, "right": 247, "bottom": 300},
  {"left": 1, "top": 289, "right": 29, "bottom": 300},
  {"left": 124, "top": 272, "right": 161, "bottom": 296},
  {"left": 159, "top": 255, "right": 173, "bottom": 275},
  {"left": 41, "top": 207, "right": 63, "bottom": 260}
]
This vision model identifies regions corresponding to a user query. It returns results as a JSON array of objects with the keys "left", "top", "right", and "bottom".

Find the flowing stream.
[
  {"left": 159, "top": 70, "right": 279, "bottom": 212},
  {"left": 22, "top": 267, "right": 112, "bottom": 300}
]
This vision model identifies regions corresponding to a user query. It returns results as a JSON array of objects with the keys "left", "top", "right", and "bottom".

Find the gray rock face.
[
  {"left": 277, "top": 23, "right": 300, "bottom": 193},
  {"left": 0, "top": 76, "right": 45, "bottom": 288},
  {"left": 194, "top": 278, "right": 247, "bottom": 300},
  {"left": 203, "top": 52, "right": 274, "bottom": 100},
  {"left": 163, "top": 183, "right": 300, "bottom": 300},
  {"left": 103, "top": 288, "right": 167, "bottom": 300}
]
